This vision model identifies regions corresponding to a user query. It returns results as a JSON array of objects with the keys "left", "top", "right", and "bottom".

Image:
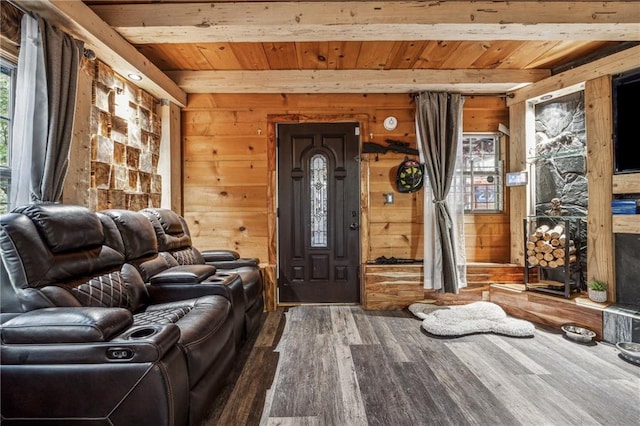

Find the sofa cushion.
[
  {"left": 0, "top": 208, "right": 125, "bottom": 296},
  {"left": 140, "top": 209, "right": 192, "bottom": 252},
  {"left": 141, "top": 208, "right": 183, "bottom": 235},
  {"left": 149, "top": 264, "right": 217, "bottom": 285},
  {"left": 14, "top": 204, "right": 103, "bottom": 254},
  {"left": 134, "top": 295, "right": 234, "bottom": 386},
  {"left": 1, "top": 307, "right": 132, "bottom": 344},
  {"left": 99, "top": 210, "right": 158, "bottom": 261}
]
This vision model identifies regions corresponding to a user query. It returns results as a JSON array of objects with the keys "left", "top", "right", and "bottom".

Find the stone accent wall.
[
  {"left": 533, "top": 91, "right": 587, "bottom": 218},
  {"left": 88, "top": 60, "right": 162, "bottom": 211},
  {"left": 533, "top": 91, "right": 588, "bottom": 282}
]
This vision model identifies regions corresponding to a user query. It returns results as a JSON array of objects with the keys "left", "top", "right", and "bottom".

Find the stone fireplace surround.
[
  {"left": 533, "top": 91, "right": 640, "bottom": 344},
  {"left": 603, "top": 233, "right": 640, "bottom": 344}
]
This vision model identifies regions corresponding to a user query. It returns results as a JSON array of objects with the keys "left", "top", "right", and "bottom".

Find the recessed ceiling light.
[{"left": 128, "top": 73, "right": 143, "bottom": 81}]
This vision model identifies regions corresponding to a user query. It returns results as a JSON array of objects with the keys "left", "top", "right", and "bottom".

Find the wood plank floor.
[{"left": 204, "top": 306, "right": 640, "bottom": 426}]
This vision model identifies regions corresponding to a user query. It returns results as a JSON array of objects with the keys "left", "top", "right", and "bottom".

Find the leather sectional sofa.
[{"left": 0, "top": 203, "right": 264, "bottom": 425}]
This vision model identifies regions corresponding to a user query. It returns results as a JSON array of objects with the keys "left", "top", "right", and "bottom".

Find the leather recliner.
[
  {"left": 139, "top": 208, "right": 265, "bottom": 338},
  {"left": 0, "top": 203, "right": 236, "bottom": 425},
  {"left": 99, "top": 208, "right": 247, "bottom": 348}
]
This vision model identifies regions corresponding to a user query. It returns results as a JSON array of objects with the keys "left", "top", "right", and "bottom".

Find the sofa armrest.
[
  {"left": 206, "top": 258, "right": 260, "bottom": 269},
  {"left": 1, "top": 307, "right": 132, "bottom": 344},
  {"left": 147, "top": 272, "right": 243, "bottom": 305},
  {"left": 0, "top": 308, "right": 181, "bottom": 364},
  {"left": 200, "top": 249, "right": 239, "bottom": 262},
  {"left": 148, "top": 264, "right": 217, "bottom": 285}
]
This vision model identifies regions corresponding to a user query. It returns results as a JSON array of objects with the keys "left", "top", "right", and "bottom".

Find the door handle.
[{"left": 349, "top": 222, "right": 359, "bottom": 230}]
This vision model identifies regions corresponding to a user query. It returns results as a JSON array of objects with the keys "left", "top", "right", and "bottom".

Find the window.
[
  {"left": 462, "top": 133, "right": 502, "bottom": 213},
  {"left": 309, "top": 153, "right": 328, "bottom": 247},
  {"left": 0, "top": 59, "right": 16, "bottom": 213}
]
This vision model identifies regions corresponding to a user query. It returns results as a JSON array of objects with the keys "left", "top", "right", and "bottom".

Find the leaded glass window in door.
[{"left": 310, "top": 154, "right": 328, "bottom": 247}]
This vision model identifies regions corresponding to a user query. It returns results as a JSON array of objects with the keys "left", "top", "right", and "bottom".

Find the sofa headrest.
[
  {"left": 1, "top": 204, "right": 125, "bottom": 295},
  {"left": 141, "top": 208, "right": 183, "bottom": 235},
  {"left": 99, "top": 209, "right": 158, "bottom": 261},
  {"left": 13, "top": 203, "right": 103, "bottom": 254},
  {"left": 139, "top": 208, "right": 191, "bottom": 252}
]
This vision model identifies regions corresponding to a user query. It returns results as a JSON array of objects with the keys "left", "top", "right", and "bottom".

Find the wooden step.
[
  {"left": 466, "top": 262, "right": 535, "bottom": 284},
  {"left": 489, "top": 283, "right": 608, "bottom": 340}
]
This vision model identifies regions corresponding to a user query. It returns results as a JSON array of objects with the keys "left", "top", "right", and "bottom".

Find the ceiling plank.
[
  {"left": 14, "top": 0, "right": 186, "bottom": 106},
  {"left": 508, "top": 44, "right": 640, "bottom": 105},
  {"left": 166, "top": 69, "right": 550, "bottom": 94},
  {"left": 89, "top": 1, "right": 640, "bottom": 43}
]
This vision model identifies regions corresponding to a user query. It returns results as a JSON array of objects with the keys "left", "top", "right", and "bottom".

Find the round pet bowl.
[
  {"left": 561, "top": 324, "right": 596, "bottom": 343},
  {"left": 616, "top": 342, "right": 640, "bottom": 365}
]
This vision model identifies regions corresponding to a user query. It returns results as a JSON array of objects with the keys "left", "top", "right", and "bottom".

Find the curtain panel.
[
  {"left": 10, "top": 14, "right": 83, "bottom": 209},
  {"left": 415, "top": 92, "right": 467, "bottom": 293}
]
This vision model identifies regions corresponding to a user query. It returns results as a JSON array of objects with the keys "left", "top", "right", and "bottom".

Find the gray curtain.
[
  {"left": 415, "top": 92, "right": 465, "bottom": 293},
  {"left": 35, "top": 18, "right": 84, "bottom": 202},
  {"left": 11, "top": 15, "right": 83, "bottom": 208}
]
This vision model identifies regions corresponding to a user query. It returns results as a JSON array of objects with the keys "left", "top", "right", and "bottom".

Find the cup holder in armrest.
[{"left": 127, "top": 326, "right": 158, "bottom": 339}]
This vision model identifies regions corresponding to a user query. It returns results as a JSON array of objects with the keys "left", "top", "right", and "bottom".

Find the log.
[
  {"left": 539, "top": 259, "right": 548, "bottom": 267},
  {"left": 534, "top": 224, "right": 550, "bottom": 238},
  {"left": 526, "top": 241, "right": 536, "bottom": 250},
  {"left": 553, "top": 246, "right": 576, "bottom": 258},
  {"left": 548, "top": 260, "right": 558, "bottom": 268},
  {"left": 528, "top": 256, "right": 539, "bottom": 266},
  {"left": 543, "top": 253, "right": 554, "bottom": 262},
  {"left": 556, "top": 254, "right": 577, "bottom": 266},
  {"left": 547, "top": 224, "right": 565, "bottom": 240}
]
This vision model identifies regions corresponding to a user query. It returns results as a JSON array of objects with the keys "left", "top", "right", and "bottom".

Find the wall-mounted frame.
[{"left": 506, "top": 171, "right": 528, "bottom": 187}]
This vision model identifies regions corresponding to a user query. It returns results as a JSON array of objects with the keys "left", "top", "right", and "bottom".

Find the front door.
[{"left": 277, "top": 122, "right": 360, "bottom": 303}]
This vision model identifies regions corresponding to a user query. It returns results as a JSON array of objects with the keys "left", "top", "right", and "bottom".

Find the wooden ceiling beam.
[
  {"left": 166, "top": 68, "right": 550, "bottom": 93},
  {"left": 508, "top": 44, "right": 640, "bottom": 105},
  {"left": 14, "top": 0, "right": 187, "bottom": 106},
  {"left": 90, "top": 1, "right": 640, "bottom": 43}
]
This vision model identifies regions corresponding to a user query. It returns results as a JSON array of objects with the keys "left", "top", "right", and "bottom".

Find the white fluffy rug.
[{"left": 408, "top": 301, "right": 535, "bottom": 338}]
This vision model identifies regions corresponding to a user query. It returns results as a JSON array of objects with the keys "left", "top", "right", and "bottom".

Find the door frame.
[{"left": 265, "top": 114, "right": 371, "bottom": 308}]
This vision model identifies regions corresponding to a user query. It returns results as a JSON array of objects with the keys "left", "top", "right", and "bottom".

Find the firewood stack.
[{"left": 526, "top": 224, "right": 576, "bottom": 268}]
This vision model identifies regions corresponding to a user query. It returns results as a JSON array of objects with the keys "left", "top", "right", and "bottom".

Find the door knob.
[{"left": 349, "top": 223, "right": 359, "bottom": 230}]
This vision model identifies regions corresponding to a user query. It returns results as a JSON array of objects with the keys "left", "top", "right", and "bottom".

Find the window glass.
[
  {"left": 462, "top": 133, "right": 502, "bottom": 213},
  {"left": 0, "top": 61, "right": 15, "bottom": 213},
  {"left": 310, "top": 153, "right": 328, "bottom": 247}
]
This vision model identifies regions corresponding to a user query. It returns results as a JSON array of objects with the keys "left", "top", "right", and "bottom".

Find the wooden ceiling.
[{"left": 13, "top": 1, "right": 640, "bottom": 103}]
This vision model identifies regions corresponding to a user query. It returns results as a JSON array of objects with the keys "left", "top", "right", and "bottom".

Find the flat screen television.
[{"left": 613, "top": 68, "right": 640, "bottom": 174}]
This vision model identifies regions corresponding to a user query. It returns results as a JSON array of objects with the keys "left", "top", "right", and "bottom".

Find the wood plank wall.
[{"left": 182, "top": 94, "right": 510, "bottom": 265}]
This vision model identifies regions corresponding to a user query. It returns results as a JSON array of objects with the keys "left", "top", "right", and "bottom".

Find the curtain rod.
[
  {"left": 6, "top": 1, "right": 96, "bottom": 60},
  {"left": 411, "top": 92, "right": 514, "bottom": 99},
  {"left": 7, "top": 1, "right": 32, "bottom": 18}
]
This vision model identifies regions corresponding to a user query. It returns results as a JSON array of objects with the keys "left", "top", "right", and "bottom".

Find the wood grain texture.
[
  {"left": 14, "top": 0, "right": 186, "bottom": 105},
  {"left": 362, "top": 263, "right": 535, "bottom": 310},
  {"left": 489, "top": 284, "right": 605, "bottom": 340},
  {"left": 508, "top": 101, "right": 527, "bottom": 266},
  {"left": 585, "top": 76, "right": 615, "bottom": 301},
  {"left": 508, "top": 44, "right": 640, "bottom": 105},
  {"left": 207, "top": 306, "right": 639, "bottom": 426},
  {"left": 612, "top": 173, "right": 640, "bottom": 195},
  {"left": 612, "top": 216, "right": 640, "bottom": 234},
  {"left": 182, "top": 93, "right": 511, "bottom": 310}
]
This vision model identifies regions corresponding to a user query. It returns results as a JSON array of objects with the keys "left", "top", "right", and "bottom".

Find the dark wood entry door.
[{"left": 277, "top": 122, "right": 360, "bottom": 303}]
